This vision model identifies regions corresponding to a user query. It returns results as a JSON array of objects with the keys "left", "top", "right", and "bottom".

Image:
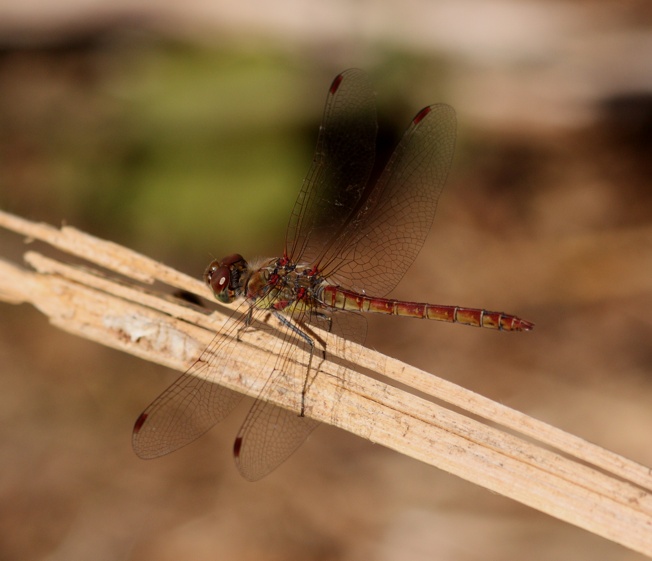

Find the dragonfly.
[{"left": 132, "top": 69, "right": 533, "bottom": 481}]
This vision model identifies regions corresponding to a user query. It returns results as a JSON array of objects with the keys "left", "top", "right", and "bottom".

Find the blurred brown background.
[{"left": 1, "top": 1, "right": 651, "bottom": 560}]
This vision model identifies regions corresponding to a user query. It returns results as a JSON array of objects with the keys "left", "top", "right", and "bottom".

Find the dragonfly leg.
[
  {"left": 311, "top": 311, "right": 332, "bottom": 330},
  {"left": 235, "top": 307, "right": 257, "bottom": 342},
  {"left": 310, "top": 311, "right": 332, "bottom": 359},
  {"left": 272, "top": 311, "right": 316, "bottom": 417}
]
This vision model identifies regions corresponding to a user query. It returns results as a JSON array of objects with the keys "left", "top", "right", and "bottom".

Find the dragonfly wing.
[
  {"left": 133, "top": 373, "right": 244, "bottom": 459},
  {"left": 319, "top": 104, "right": 457, "bottom": 296},
  {"left": 234, "top": 400, "right": 320, "bottom": 481},
  {"left": 285, "top": 69, "right": 378, "bottom": 264},
  {"left": 132, "top": 303, "right": 257, "bottom": 459},
  {"left": 232, "top": 310, "right": 363, "bottom": 481},
  {"left": 229, "top": 307, "right": 328, "bottom": 480}
]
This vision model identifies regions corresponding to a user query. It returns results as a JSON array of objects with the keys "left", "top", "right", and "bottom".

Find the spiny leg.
[
  {"left": 308, "top": 311, "right": 333, "bottom": 360},
  {"left": 294, "top": 316, "right": 332, "bottom": 414},
  {"left": 235, "top": 307, "right": 256, "bottom": 342},
  {"left": 272, "top": 311, "right": 316, "bottom": 417}
]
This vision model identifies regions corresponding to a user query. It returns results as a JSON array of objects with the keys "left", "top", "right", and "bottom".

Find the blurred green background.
[
  {"left": 0, "top": 42, "right": 463, "bottom": 264},
  {"left": 1, "top": 2, "right": 651, "bottom": 561}
]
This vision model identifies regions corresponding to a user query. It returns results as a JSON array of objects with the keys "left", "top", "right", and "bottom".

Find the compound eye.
[
  {"left": 220, "top": 253, "right": 245, "bottom": 267},
  {"left": 204, "top": 254, "right": 246, "bottom": 303},
  {"left": 209, "top": 265, "right": 230, "bottom": 294}
]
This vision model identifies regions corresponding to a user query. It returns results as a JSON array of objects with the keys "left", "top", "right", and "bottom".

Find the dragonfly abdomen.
[{"left": 321, "top": 286, "right": 533, "bottom": 332}]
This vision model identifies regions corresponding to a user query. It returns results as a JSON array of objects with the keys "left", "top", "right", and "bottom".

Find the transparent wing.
[
  {"left": 286, "top": 70, "right": 455, "bottom": 296},
  {"left": 132, "top": 303, "right": 268, "bottom": 458},
  {"left": 318, "top": 104, "right": 457, "bottom": 295},
  {"left": 285, "top": 69, "right": 378, "bottom": 264},
  {"left": 234, "top": 401, "right": 320, "bottom": 481},
  {"left": 229, "top": 306, "right": 326, "bottom": 480},
  {"left": 133, "top": 298, "right": 328, "bottom": 479}
]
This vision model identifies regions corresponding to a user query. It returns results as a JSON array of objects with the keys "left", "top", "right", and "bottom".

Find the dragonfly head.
[{"left": 204, "top": 253, "right": 248, "bottom": 304}]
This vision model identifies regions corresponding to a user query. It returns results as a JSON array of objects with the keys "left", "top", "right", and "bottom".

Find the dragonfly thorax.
[
  {"left": 247, "top": 257, "right": 326, "bottom": 313},
  {"left": 206, "top": 252, "right": 328, "bottom": 314}
]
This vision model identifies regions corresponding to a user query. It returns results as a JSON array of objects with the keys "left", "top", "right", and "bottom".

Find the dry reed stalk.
[{"left": 1, "top": 209, "right": 651, "bottom": 556}]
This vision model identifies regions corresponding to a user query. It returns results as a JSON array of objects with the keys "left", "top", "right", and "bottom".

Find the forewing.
[{"left": 285, "top": 69, "right": 378, "bottom": 264}]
